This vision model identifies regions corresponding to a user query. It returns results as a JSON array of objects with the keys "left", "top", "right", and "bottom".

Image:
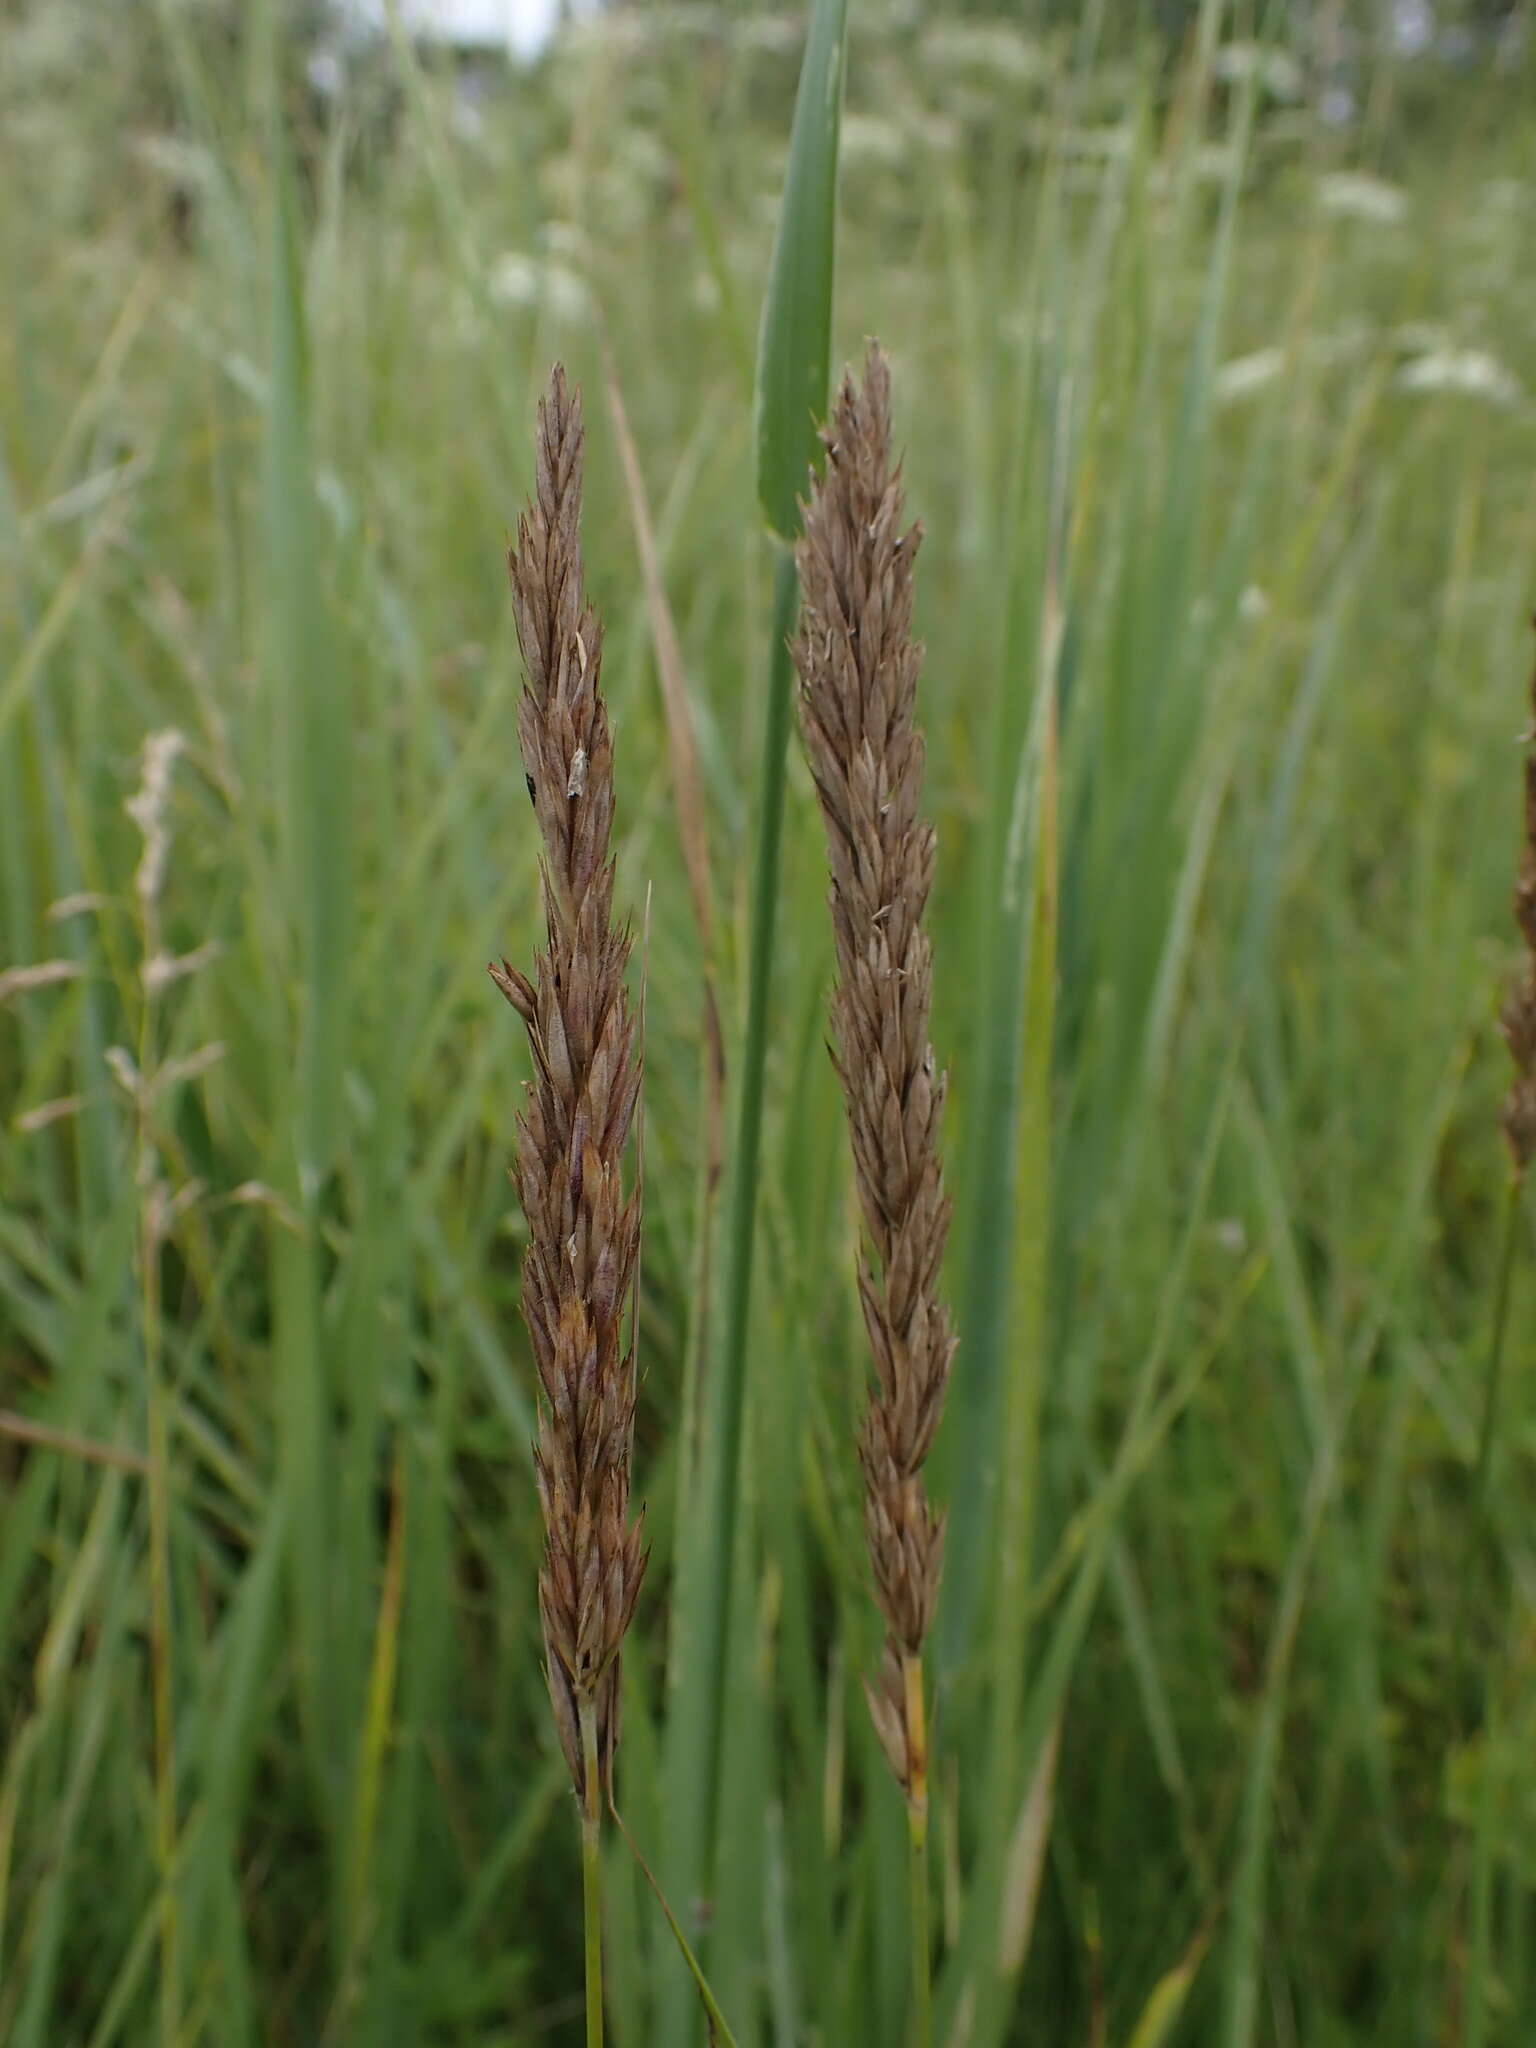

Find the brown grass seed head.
[
  {"left": 489, "top": 364, "right": 646, "bottom": 1803},
  {"left": 793, "top": 342, "right": 956, "bottom": 1798}
]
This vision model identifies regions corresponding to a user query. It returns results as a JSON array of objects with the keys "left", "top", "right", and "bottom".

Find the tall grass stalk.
[
  {"left": 1460, "top": 647, "right": 1536, "bottom": 1698},
  {"left": 1458, "top": 1171, "right": 1523, "bottom": 1712},
  {"left": 125, "top": 729, "right": 186, "bottom": 2048},
  {"left": 1492, "top": 636, "right": 1536, "bottom": 1262},
  {"left": 906, "top": 1668, "right": 931, "bottom": 2046},
  {"left": 659, "top": 3, "right": 846, "bottom": 2025},
  {"left": 580, "top": 1702, "right": 604, "bottom": 2048},
  {"left": 1471, "top": 1175, "right": 1519, "bottom": 1519}
]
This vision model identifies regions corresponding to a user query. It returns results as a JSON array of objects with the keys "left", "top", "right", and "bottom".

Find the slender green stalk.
[
  {"left": 580, "top": 1702, "right": 604, "bottom": 2048},
  {"left": 142, "top": 1165, "right": 179, "bottom": 2048},
  {"left": 1472, "top": 1174, "right": 1520, "bottom": 1508},
  {"left": 656, "top": 7, "right": 846, "bottom": 2021},
  {"left": 905, "top": 1656, "right": 932, "bottom": 2048},
  {"left": 697, "top": 544, "right": 800, "bottom": 1841},
  {"left": 908, "top": 1814, "right": 931, "bottom": 2048},
  {"left": 126, "top": 729, "right": 185, "bottom": 2048},
  {"left": 1455, "top": 1173, "right": 1521, "bottom": 1716},
  {"left": 1465, "top": 1637, "right": 1503, "bottom": 2048},
  {"left": 985, "top": 400, "right": 1065, "bottom": 1824},
  {"left": 135, "top": 1005, "right": 177, "bottom": 2045}
]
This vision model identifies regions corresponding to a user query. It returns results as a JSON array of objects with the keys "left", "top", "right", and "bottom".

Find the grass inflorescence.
[
  {"left": 794, "top": 342, "right": 956, "bottom": 2042},
  {"left": 490, "top": 367, "right": 647, "bottom": 2045}
]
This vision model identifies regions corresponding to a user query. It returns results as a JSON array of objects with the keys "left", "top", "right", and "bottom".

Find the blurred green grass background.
[{"left": 3, "top": 1, "right": 1536, "bottom": 2042}]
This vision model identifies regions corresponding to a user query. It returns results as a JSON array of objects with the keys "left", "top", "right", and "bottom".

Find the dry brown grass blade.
[{"left": 0, "top": 1407, "right": 150, "bottom": 1475}]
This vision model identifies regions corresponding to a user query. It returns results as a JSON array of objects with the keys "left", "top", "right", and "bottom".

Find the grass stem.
[
  {"left": 128, "top": 731, "right": 182, "bottom": 2048},
  {"left": 1472, "top": 1173, "right": 1520, "bottom": 1510},
  {"left": 143, "top": 1215, "right": 179, "bottom": 2048},
  {"left": 580, "top": 1702, "right": 604, "bottom": 2048},
  {"left": 1456, "top": 1172, "right": 1522, "bottom": 1719},
  {"left": 905, "top": 1655, "right": 932, "bottom": 2048}
]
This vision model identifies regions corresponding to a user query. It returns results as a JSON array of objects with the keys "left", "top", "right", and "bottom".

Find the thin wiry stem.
[
  {"left": 609, "top": 1802, "right": 741, "bottom": 2046},
  {"left": 143, "top": 1162, "right": 178, "bottom": 2048},
  {"left": 1473, "top": 1174, "right": 1520, "bottom": 1509},
  {"left": 580, "top": 1700, "right": 604, "bottom": 2048},
  {"left": 904, "top": 1654, "right": 931, "bottom": 2048},
  {"left": 0, "top": 1410, "right": 148, "bottom": 1473},
  {"left": 908, "top": 1817, "right": 931, "bottom": 2048},
  {"left": 1457, "top": 1162, "right": 1524, "bottom": 1719},
  {"left": 127, "top": 729, "right": 187, "bottom": 2048}
]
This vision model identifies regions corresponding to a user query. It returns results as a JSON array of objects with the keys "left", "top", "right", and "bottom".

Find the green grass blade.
[
  {"left": 755, "top": 0, "right": 849, "bottom": 542},
  {"left": 657, "top": 551, "right": 799, "bottom": 2043},
  {"left": 935, "top": 185, "right": 1064, "bottom": 1674},
  {"left": 1123, "top": 1927, "right": 1213, "bottom": 2048},
  {"left": 264, "top": 105, "right": 349, "bottom": 1199},
  {"left": 1218, "top": 1434, "right": 1338, "bottom": 2048},
  {"left": 659, "top": 3, "right": 848, "bottom": 2029},
  {"left": 983, "top": 391, "right": 1065, "bottom": 1826},
  {"left": 945, "top": 1059, "right": 1239, "bottom": 2047}
]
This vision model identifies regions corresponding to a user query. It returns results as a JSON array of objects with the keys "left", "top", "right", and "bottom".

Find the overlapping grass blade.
[
  {"left": 755, "top": 0, "right": 849, "bottom": 545},
  {"left": 657, "top": 2, "right": 847, "bottom": 2034}
]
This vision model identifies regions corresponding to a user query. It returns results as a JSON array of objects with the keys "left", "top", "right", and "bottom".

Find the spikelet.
[
  {"left": 490, "top": 366, "right": 646, "bottom": 1801},
  {"left": 793, "top": 344, "right": 955, "bottom": 1809}
]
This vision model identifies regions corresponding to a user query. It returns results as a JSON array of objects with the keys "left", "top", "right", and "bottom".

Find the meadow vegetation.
[{"left": 2, "top": 2, "right": 1536, "bottom": 2042}]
